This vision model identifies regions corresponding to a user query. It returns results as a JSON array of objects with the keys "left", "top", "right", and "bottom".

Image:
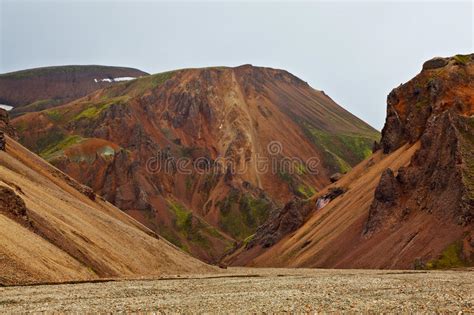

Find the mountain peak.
[{"left": 381, "top": 53, "right": 473, "bottom": 153}]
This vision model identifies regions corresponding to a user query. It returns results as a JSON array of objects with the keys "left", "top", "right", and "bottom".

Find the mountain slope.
[
  {"left": 0, "top": 111, "right": 213, "bottom": 286},
  {"left": 12, "top": 65, "right": 379, "bottom": 262},
  {"left": 226, "top": 54, "right": 474, "bottom": 269},
  {"left": 0, "top": 65, "right": 148, "bottom": 117}
]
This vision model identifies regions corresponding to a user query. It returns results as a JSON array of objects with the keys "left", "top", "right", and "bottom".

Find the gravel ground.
[{"left": 0, "top": 268, "right": 472, "bottom": 313}]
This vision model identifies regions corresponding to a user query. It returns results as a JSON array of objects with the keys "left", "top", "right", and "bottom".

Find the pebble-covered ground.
[{"left": 1, "top": 268, "right": 472, "bottom": 313}]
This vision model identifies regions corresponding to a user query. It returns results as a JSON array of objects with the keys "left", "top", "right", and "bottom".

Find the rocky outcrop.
[
  {"left": 246, "top": 198, "right": 312, "bottom": 249},
  {"left": 0, "top": 108, "right": 17, "bottom": 138},
  {"left": 367, "top": 54, "right": 474, "bottom": 237},
  {"left": 0, "top": 186, "right": 31, "bottom": 228},
  {"left": 364, "top": 168, "right": 401, "bottom": 235},
  {"left": 422, "top": 57, "right": 449, "bottom": 70},
  {"left": 0, "top": 108, "right": 17, "bottom": 151},
  {"left": 0, "top": 133, "right": 5, "bottom": 151},
  {"left": 381, "top": 54, "right": 473, "bottom": 153},
  {"left": 315, "top": 187, "right": 347, "bottom": 210},
  {"left": 60, "top": 172, "right": 97, "bottom": 201},
  {"left": 329, "top": 173, "right": 343, "bottom": 183}
]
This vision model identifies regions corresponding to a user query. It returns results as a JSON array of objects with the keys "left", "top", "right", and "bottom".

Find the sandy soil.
[{"left": 1, "top": 268, "right": 472, "bottom": 313}]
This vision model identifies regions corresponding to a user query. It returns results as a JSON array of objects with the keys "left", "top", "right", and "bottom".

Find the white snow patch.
[
  {"left": 316, "top": 197, "right": 330, "bottom": 210},
  {"left": 0, "top": 104, "right": 13, "bottom": 111},
  {"left": 93, "top": 77, "right": 136, "bottom": 83},
  {"left": 113, "top": 77, "right": 136, "bottom": 82}
]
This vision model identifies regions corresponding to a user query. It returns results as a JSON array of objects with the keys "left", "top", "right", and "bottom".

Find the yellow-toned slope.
[{"left": 0, "top": 136, "right": 213, "bottom": 285}]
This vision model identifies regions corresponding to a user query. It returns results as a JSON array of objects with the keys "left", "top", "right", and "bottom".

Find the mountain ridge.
[{"left": 0, "top": 65, "right": 149, "bottom": 117}]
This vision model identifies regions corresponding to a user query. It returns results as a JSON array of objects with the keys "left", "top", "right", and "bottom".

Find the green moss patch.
[
  {"left": 74, "top": 95, "right": 129, "bottom": 121},
  {"left": 40, "top": 135, "right": 84, "bottom": 160},
  {"left": 303, "top": 123, "right": 378, "bottom": 173},
  {"left": 217, "top": 190, "right": 272, "bottom": 240},
  {"left": 105, "top": 70, "right": 176, "bottom": 98},
  {"left": 70, "top": 71, "right": 175, "bottom": 122},
  {"left": 297, "top": 184, "right": 316, "bottom": 199},
  {"left": 243, "top": 234, "right": 255, "bottom": 247},
  {"left": 16, "top": 98, "right": 63, "bottom": 115},
  {"left": 31, "top": 128, "right": 66, "bottom": 154},
  {"left": 45, "top": 109, "right": 62, "bottom": 122},
  {"left": 425, "top": 242, "right": 469, "bottom": 269},
  {"left": 453, "top": 54, "right": 471, "bottom": 65},
  {"left": 277, "top": 169, "right": 317, "bottom": 198},
  {"left": 167, "top": 200, "right": 227, "bottom": 251}
]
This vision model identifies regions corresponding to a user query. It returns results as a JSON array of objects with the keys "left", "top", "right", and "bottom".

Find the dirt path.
[{"left": 0, "top": 268, "right": 472, "bottom": 313}]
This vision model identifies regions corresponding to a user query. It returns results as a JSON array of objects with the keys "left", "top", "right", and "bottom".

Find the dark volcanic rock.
[
  {"left": 366, "top": 54, "right": 474, "bottom": 236},
  {"left": 247, "top": 198, "right": 312, "bottom": 249},
  {"left": 330, "top": 173, "right": 343, "bottom": 183},
  {"left": 0, "top": 108, "right": 17, "bottom": 139},
  {"left": 422, "top": 57, "right": 448, "bottom": 70},
  {"left": 0, "top": 186, "right": 31, "bottom": 228},
  {"left": 316, "top": 186, "right": 347, "bottom": 210},
  {"left": 381, "top": 54, "right": 473, "bottom": 154},
  {"left": 372, "top": 140, "right": 381, "bottom": 153},
  {"left": 374, "top": 169, "right": 399, "bottom": 204},
  {"left": 0, "top": 108, "right": 17, "bottom": 151},
  {"left": 0, "top": 133, "right": 5, "bottom": 151}
]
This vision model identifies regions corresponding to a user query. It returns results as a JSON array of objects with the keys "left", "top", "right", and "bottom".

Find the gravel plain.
[{"left": 0, "top": 268, "right": 473, "bottom": 313}]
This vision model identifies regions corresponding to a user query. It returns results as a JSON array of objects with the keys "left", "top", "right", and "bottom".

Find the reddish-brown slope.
[
  {"left": 13, "top": 65, "right": 379, "bottom": 262},
  {"left": 228, "top": 54, "right": 474, "bottom": 269},
  {"left": 0, "top": 112, "right": 213, "bottom": 286},
  {"left": 0, "top": 65, "right": 148, "bottom": 116}
]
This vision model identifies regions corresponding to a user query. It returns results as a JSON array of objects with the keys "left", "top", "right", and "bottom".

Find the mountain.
[
  {"left": 12, "top": 65, "right": 379, "bottom": 262},
  {"left": 225, "top": 54, "right": 474, "bottom": 269},
  {"left": 0, "top": 109, "right": 213, "bottom": 286},
  {"left": 0, "top": 65, "right": 148, "bottom": 117}
]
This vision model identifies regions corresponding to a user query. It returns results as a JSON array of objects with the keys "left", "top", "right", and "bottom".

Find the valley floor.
[{"left": 0, "top": 268, "right": 472, "bottom": 313}]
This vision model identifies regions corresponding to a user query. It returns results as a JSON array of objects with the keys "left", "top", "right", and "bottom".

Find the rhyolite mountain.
[
  {"left": 0, "top": 65, "right": 148, "bottom": 117},
  {"left": 225, "top": 54, "right": 473, "bottom": 269},
  {"left": 0, "top": 109, "right": 213, "bottom": 286},
  {"left": 13, "top": 65, "right": 379, "bottom": 262}
]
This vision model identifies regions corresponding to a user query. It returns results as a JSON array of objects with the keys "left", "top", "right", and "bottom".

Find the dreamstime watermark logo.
[{"left": 146, "top": 140, "right": 320, "bottom": 176}]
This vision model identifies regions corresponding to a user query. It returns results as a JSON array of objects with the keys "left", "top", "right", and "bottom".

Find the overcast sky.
[{"left": 0, "top": 0, "right": 472, "bottom": 129}]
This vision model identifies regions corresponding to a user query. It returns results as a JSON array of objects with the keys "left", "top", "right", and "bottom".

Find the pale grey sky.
[{"left": 1, "top": 0, "right": 472, "bottom": 129}]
